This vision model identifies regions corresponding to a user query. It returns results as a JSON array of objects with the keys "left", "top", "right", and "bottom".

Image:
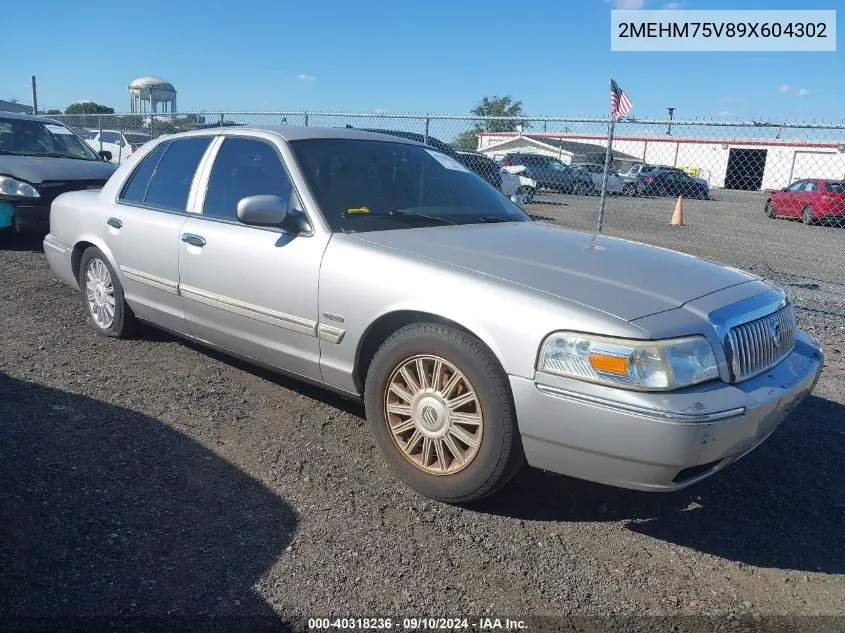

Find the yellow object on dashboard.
[{"left": 347, "top": 207, "right": 370, "bottom": 214}]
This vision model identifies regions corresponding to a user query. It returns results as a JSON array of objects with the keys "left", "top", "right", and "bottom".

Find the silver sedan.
[{"left": 42, "top": 126, "right": 824, "bottom": 503}]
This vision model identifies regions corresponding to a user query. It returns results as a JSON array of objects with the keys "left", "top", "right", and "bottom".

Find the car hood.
[
  {"left": 0, "top": 155, "right": 116, "bottom": 184},
  {"left": 352, "top": 222, "right": 758, "bottom": 321}
]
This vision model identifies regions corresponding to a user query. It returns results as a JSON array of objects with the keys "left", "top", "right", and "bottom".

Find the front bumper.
[
  {"left": 511, "top": 330, "right": 824, "bottom": 491},
  {"left": 4, "top": 202, "right": 50, "bottom": 233}
]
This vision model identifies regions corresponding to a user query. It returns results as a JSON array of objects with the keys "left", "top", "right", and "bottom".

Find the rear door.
[{"left": 103, "top": 136, "right": 214, "bottom": 334}]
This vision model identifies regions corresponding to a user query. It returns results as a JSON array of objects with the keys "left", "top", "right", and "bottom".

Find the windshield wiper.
[
  {"left": 475, "top": 215, "right": 513, "bottom": 223},
  {"left": 39, "top": 153, "right": 97, "bottom": 161},
  {"left": 342, "top": 209, "right": 456, "bottom": 225}
]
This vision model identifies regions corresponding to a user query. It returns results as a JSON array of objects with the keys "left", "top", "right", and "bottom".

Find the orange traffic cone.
[{"left": 670, "top": 195, "right": 685, "bottom": 226}]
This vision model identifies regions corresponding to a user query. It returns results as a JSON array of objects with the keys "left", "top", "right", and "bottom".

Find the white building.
[{"left": 478, "top": 132, "right": 845, "bottom": 190}]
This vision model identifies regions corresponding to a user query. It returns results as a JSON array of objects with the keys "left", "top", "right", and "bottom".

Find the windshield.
[
  {"left": 0, "top": 117, "right": 101, "bottom": 160},
  {"left": 289, "top": 138, "right": 531, "bottom": 233}
]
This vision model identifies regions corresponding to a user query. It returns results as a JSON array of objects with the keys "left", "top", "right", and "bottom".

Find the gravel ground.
[{"left": 0, "top": 233, "right": 843, "bottom": 631}]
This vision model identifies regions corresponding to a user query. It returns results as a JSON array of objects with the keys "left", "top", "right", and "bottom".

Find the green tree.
[
  {"left": 65, "top": 102, "right": 115, "bottom": 115},
  {"left": 453, "top": 95, "right": 528, "bottom": 150}
]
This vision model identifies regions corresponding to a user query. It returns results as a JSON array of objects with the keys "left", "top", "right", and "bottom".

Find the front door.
[
  {"left": 177, "top": 136, "right": 328, "bottom": 381},
  {"left": 102, "top": 136, "right": 213, "bottom": 334}
]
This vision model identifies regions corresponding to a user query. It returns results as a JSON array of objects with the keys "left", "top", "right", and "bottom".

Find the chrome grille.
[{"left": 728, "top": 303, "right": 797, "bottom": 381}]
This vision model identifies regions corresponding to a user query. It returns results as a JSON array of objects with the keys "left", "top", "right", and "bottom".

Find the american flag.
[{"left": 610, "top": 79, "right": 632, "bottom": 121}]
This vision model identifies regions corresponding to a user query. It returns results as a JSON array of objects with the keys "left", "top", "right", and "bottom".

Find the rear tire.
[
  {"left": 802, "top": 205, "right": 815, "bottom": 225},
  {"left": 572, "top": 181, "right": 589, "bottom": 196},
  {"left": 364, "top": 323, "right": 525, "bottom": 504},
  {"left": 77, "top": 247, "right": 138, "bottom": 338},
  {"left": 622, "top": 184, "right": 637, "bottom": 197}
]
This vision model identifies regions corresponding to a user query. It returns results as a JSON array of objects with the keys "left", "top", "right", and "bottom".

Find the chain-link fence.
[{"left": 50, "top": 111, "right": 845, "bottom": 316}]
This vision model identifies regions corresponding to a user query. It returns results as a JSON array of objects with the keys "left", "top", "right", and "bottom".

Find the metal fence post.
[
  {"left": 304, "top": 111, "right": 309, "bottom": 127},
  {"left": 596, "top": 115, "right": 616, "bottom": 234},
  {"left": 117, "top": 114, "right": 122, "bottom": 166},
  {"left": 219, "top": 112, "right": 224, "bottom": 127},
  {"left": 149, "top": 114, "right": 154, "bottom": 141},
  {"left": 423, "top": 115, "right": 430, "bottom": 144},
  {"left": 98, "top": 115, "right": 103, "bottom": 153}
]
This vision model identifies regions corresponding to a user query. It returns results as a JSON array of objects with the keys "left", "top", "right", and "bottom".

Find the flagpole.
[{"left": 596, "top": 77, "right": 616, "bottom": 235}]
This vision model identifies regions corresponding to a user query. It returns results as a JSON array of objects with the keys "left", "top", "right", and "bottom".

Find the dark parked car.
[
  {"left": 0, "top": 111, "right": 116, "bottom": 233},
  {"left": 498, "top": 152, "right": 593, "bottom": 195},
  {"left": 353, "top": 128, "right": 460, "bottom": 158},
  {"left": 454, "top": 150, "right": 502, "bottom": 190},
  {"left": 352, "top": 128, "right": 505, "bottom": 190},
  {"left": 639, "top": 169, "right": 710, "bottom": 199}
]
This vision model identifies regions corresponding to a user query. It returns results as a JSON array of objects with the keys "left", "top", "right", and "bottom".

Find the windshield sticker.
[
  {"left": 425, "top": 150, "right": 470, "bottom": 172},
  {"left": 46, "top": 124, "right": 74, "bottom": 135}
]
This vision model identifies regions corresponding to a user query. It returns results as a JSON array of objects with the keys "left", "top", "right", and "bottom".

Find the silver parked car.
[{"left": 42, "top": 126, "right": 824, "bottom": 504}]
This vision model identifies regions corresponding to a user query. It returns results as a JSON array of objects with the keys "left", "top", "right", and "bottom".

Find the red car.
[{"left": 765, "top": 178, "right": 845, "bottom": 225}]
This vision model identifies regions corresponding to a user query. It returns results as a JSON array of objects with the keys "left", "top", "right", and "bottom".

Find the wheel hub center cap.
[
  {"left": 414, "top": 395, "right": 448, "bottom": 436},
  {"left": 94, "top": 283, "right": 106, "bottom": 306}
]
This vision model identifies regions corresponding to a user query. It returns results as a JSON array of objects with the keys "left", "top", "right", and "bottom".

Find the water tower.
[{"left": 129, "top": 76, "right": 177, "bottom": 114}]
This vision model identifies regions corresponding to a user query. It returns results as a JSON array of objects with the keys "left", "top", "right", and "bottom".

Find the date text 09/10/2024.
[{"left": 308, "top": 617, "right": 528, "bottom": 630}]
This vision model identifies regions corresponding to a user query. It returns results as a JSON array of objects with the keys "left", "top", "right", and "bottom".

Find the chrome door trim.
[
  {"left": 186, "top": 135, "right": 224, "bottom": 214},
  {"left": 119, "top": 265, "right": 179, "bottom": 294},
  {"left": 317, "top": 324, "right": 346, "bottom": 344},
  {"left": 179, "top": 284, "right": 318, "bottom": 336}
]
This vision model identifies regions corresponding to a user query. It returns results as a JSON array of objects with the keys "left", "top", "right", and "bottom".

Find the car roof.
[
  {"left": 0, "top": 110, "right": 67, "bottom": 125},
  {"left": 163, "top": 124, "right": 430, "bottom": 147}
]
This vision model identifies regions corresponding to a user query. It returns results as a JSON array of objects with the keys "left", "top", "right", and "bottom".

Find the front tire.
[
  {"left": 516, "top": 186, "right": 535, "bottom": 204},
  {"left": 572, "top": 181, "right": 589, "bottom": 196},
  {"left": 765, "top": 200, "right": 776, "bottom": 218},
  {"left": 802, "top": 205, "right": 815, "bottom": 225},
  {"left": 364, "top": 323, "right": 524, "bottom": 504},
  {"left": 77, "top": 246, "right": 137, "bottom": 338}
]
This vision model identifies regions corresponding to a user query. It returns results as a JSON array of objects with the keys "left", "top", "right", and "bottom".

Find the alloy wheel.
[
  {"left": 383, "top": 354, "right": 483, "bottom": 475},
  {"left": 85, "top": 258, "right": 116, "bottom": 329}
]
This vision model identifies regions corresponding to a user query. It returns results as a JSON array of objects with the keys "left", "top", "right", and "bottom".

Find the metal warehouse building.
[{"left": 477, "top": 132, "right": 845, "bottom": 190}]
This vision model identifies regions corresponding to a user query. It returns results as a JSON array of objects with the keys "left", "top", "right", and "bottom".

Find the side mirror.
[
  {"left": 510, "top": 193, "right": 526, "bottom": 208},
  {"left": 236, "top": 195, "right": 288, "bottom": 226},
  {"left": 99, "top": 150, "right": 112, "bottom": 162}
]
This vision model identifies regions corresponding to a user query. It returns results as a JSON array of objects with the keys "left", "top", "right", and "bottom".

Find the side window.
[
  {"left": 804, "top": 181, "right": 818, "bottom": 192},
  {"left": 203, "top": 137, "right": 299, "bottom": 222},
  {"left": 120, "top": 142, "right": 169, "bottom": 203},
  {"left": 786, "top": 180, "right": 805, "bottom": 192},
  {"left": 143, "top": 137, "right": 213, "bottom": 211},
  {"left": 101, "top": 131, "right": 119, "bottom": 144}
]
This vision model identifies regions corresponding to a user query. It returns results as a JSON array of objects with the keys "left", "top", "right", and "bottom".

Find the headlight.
[
  {"left": 537, "top": 332, "right": 719, "bottom": 391},
  {"left": 0, "top": 176, "right": 39, "bottom": 199}
]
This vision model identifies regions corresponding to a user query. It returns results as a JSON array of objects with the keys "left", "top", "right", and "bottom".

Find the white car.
[
  {"left": 500, "top": 165, "right": 538, "bottom": 203},
  {"left": 85, "top": 130, "right": 151, "bottom": 165},
  {"left": 571, "top": 163, "right": 638, "bottom": 196}
]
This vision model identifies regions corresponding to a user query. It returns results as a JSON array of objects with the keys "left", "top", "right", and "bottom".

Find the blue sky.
[{"left": 2, "top": 0, "right": 841, "bottom": 121}]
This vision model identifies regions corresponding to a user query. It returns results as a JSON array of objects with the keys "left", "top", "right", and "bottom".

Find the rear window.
[
  {"left": 125, "top": 133, "right": 150, "bottom": 145},
  {"left": 824, "top": 181, "right": 845, "bottom": 194},
  {"left": 119, "top": 137, "right": 211, "bottom": 211}
]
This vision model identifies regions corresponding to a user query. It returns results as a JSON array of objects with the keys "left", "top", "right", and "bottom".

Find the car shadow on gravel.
[
  {"left": 0, "top": 232, "right": 45, "bottom": 252},
  {"left": 0, "top": 372, "right": 298, "bottom": 627},
  {"left": 472, "top": 395, "right": 844, "bottom": 575}
]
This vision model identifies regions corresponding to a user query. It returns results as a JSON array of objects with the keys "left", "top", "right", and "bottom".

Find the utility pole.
[
  {"left": 666, "top": 107, "right": 675, "bottom": 136},
  {"left": 31, "top": 76, "right": 38, "bottom": 115}
]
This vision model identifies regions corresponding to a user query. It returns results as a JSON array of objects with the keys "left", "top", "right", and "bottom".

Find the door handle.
[
  {"left": 107, "top": 217, "right": 123, "bottom": 229},
  {"left": 181, "top": 233, "right": 206, "bottom": 248}
]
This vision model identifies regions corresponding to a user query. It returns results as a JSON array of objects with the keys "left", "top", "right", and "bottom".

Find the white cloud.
[
  {"left": 778, "top": 84, "right": 791, "bottom": 93},
  {"left": 796, "top": 88, "right": 810, "bottom": 97},
  {"left": 662, "top": 2, "right": 682, "bottom": 8},
  {"left": 297, "top": 74, "right": 315, "bottom": 81},
  {"left": 606, "top": 0, "right": 646, "bottom": 8}
]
